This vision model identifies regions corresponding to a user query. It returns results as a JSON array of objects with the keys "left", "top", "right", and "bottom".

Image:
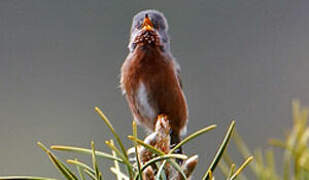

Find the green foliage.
[
  {"left": 219, "top": 100, "right": 309, "bottom": 180},
  {"left": 203, "top": 121, "right": 236, "bottom": 180},
  {"left": 0, "top": 107, "right": 251, "bottom": 180}
]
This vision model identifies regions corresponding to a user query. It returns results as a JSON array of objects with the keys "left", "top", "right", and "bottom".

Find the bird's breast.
[
  {"left": 122, "top": 47, "right": 172, "bottom": 89},
  {"left": 121, "top": 47, "right": 187, "bottom": 132}
]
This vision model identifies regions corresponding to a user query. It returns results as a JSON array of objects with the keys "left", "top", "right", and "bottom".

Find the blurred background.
[{"left": 1, "top": 0, "right": 309, "bottom": 179}]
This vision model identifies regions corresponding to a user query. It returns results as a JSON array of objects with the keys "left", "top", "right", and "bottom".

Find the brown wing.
[
  {"left": 176, "top": 68, "right": 183, "bottom": 89},
  {"left": 172, "top": 58, "right": 183, "bottom": 89}
]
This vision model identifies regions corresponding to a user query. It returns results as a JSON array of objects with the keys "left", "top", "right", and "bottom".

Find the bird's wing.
[
  {"left": 176, "top": 68, "right": 183, "bottom": 89},
  {"left": 173, "top": 59, "right": 183, "bottom": 89}
]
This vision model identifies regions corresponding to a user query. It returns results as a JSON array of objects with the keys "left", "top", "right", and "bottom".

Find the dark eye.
[{"left": 153, "top": 21, "right": 159, "bottom": 30}]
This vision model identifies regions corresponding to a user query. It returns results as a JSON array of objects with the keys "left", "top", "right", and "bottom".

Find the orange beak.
[{"left": 142, "top": 14, "right": 154, "bottom": 31}]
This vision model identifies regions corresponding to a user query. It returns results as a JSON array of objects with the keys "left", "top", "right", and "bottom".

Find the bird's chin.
[{"left": 132, "top": 29, "right": 162, "bottom": 48}]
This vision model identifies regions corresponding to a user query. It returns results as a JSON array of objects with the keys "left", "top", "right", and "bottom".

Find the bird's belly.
[
  {"left": 135, "top": 82, "right": 156, "bottom": 129},
  {"left": 134, "top": 74, "right": 186, "bottom": 132}
]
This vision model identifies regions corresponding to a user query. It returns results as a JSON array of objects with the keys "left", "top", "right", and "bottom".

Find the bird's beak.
[{"left": 142, "top": 14, "right": 154, "bottom": 31}]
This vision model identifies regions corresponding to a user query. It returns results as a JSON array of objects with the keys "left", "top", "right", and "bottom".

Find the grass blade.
[
  {"left": 110, "top": 140, "right": 122, "bottom": 180},
  {"left": 129, "top": 135, "right": 171, "bottom": 180},
  {"left": 133, "top": 121, "right": 143, "bottom": 180},
  {"left": 0, "top": 177, "right": 56, "bottom": 180},
  {"left": 208, "top": 170, "right": 213, "bottom": 180},
  {"left": 128, "top": 136, "right": 165, "bottom": 155},
  {"left": 51, "top": 145, "right": 122, "bottom": 162},
  {"left": 141, "top": 154, "right": 187, "bottom": 172},
  {"left": 67, "top": 159, "right": 95, "bottom": 175},
  {"left": 91, "top": 141, "right": 102, "bottom": 180},
  {"left": 227, "top": 163, "right": 236, "bottom": 179},
  {"left": 229, "top": 156, "right": 253, "bottom": 180},
  {"left": 156, "top": 160, "right": 168, "bottom": 180},
  {"left": 170, "top": 124, "right": 217, "bottom": 153},
  {"left": 94, "top": 107, "right": 127, "bottom": 156},
  {"left": 170, "top": 160, "right": 187, "bottom": 180},
  {"left": 84, "top": 169, "right": 96, "bottom": 180},
  {"left": 202, "top": 120, "right": 236, "bottom": 180},
  {"left": 95, "top": 107, "right": 132, "bottom": 178},
  {"left": 140, "top": 154, "right": 187, "bottom": 180},
  {"left": 37, "top": 142, "right": 78, "bottom": 180},
  {"left": 128, "top": 136, "right": 187, "bottom": 179},
  {"left": 47, "top": 151, "right": 76, "bottom": 180},
  {"left": 74, "top": 159, "right": 86, "bottom": 180},
  {"left": 110, "top": 167, "right": 130, "bottom": 180},
  {"left": 105, "top": 140, "right": 134, "bottom": 171}
]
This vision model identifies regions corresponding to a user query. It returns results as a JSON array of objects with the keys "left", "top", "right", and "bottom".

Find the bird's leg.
[{"left": 170, "top": 129, "right": 183, "bottom": 164}]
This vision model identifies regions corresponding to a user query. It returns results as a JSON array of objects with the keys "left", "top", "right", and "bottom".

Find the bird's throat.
[{"left": 133, "top": 30, "right": 162, "bottom": 49}]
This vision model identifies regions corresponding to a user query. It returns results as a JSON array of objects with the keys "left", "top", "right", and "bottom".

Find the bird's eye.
[{"left": 153, "top": 22, "right": 159, "bottom": 30}]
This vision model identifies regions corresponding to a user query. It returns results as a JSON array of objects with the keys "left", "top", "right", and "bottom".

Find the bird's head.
[{"left": 128, "top": 9, "right": 170, "bottom": 52}]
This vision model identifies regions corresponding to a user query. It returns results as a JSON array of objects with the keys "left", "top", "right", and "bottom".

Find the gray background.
[{"left": 1, "top": 0, "right": 309, "bottom": 179}]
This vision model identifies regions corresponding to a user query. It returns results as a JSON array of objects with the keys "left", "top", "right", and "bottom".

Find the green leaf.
[
  {"left": 229, "top": 156, "right": 253, "bottom": 180},
  {"left": 132, "top": 121, "right": 143, "bottom": 180},
  {"left": 95, "top": 107, "right": 132, "bottom": 179},
  {"left": 128, "top": 136, "right": 165, "bottom": 155},
  {"left": 170, "top": 124, "right": 216, "bottom": 153},
  {"left": 37, "top": 142, "right": 78, "bottom": 180},
  {"left": 141, "top": 154, "right": 187, "bottom": 172},
  {"left": 110, "top": 140, "right": 123, "bottom": 180},
  {"left": 227, "top": 163, "right": 236, "bottom": 179},
  {"left": 91, "top": 141, "right": 102, "bottom": 180},
  {"left": 105, "top": 140, "right": 134, "bottom": 172},
  {"left": 84, "top": 169, "right": 97, "bottom": 180},
  {"left": 156, "top": 160, "right": 168, "bottom": 180},
  {"left": 94, "top": 107, "right": 127, "bottom": 157},
  {"left": 0, "top": 176, "right": 56, "bottom": 180},
  {"left": 67, "top": 159, "right": 95, "bottom": 175},
  {"left": 75, "top": 159, "right": 86, "bottom": 180},
  {"left": 51, "top": 145, "right": 122, "bottom": 162},
  {"left": 110, "top": 167, "right": 129, "bottom": 180},
  {"left": 129, "top": 136, "right": 187, "bottom": 179},
  {"left": 202, "top": 120, "right": 236, "bottom": 180}
]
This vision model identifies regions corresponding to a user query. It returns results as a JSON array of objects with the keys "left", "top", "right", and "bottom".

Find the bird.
[{"left": 120, "top": 9, "right": 188, "bottom": 156}]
